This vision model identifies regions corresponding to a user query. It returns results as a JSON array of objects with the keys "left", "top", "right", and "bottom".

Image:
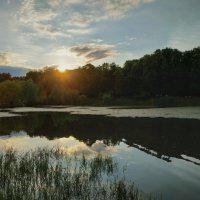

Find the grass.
[{"left": 0, "top": 148, "right": 157, "bottom": 200}]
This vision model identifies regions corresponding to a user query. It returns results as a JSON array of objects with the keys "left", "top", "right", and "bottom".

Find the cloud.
[
  {"left": 0, "top": 53, "right": 8, "bottom": 65},
  {"left": 0, "top": 52, "right": 26, "bottom": 66},
  {"left": 48, "top": 0, "right": 61, "bottom": 7},
  {"left": 67, "top": 28, "right": 94, "bottom": 34},
  {"left": 69, "top": 43, "right": 115, "bottom": 62},
  {"left": 18, "top": 0, "right": 56, "bottom": 24},
  {"left": 91, "top": 140, "right": 115, "bottom": 153},
  {"left": 53, "top": 43, "right": 116, "bottom": 66},
  {"left": 61, "top": 0, "right": 156, "bottom": 18},
  {"left": 17, "top": 0, "right": 156, "bottom": 38},
  {"left": 33, "top": 23, "right": 70, "bottom": 37},
  {"left": 18, "top": 0, "right": 65, "bottom": 38},
  {"left": 48, "top": 0, "right": 83, "bottom": 7},
  {"left": 127, "top": 36, "right": 137, "bottom": 41},
  {"left": 63, "top": 0, "right": 82, "bottom": 6},
  {"left": 66, "top": 0, "right": 156, "bottom": 23},
  {"left": 0, "top": 134, "right": 114, "bottom": 155},
  {"left": 65, "top": 12, "right": 94, "bottom": 28},
  {"left": 100, "top": 0, "right": 156, "bottom": 17},
  {"left": 60, "top": 0, "right": 156, "bottom": 32},
  {"left": 91, "top": 39, "right": 104, "bottom": 43}
]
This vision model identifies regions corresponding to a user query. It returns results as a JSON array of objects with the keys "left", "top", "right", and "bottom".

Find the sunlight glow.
[{"left": 58, "top": 64, "right": 68, "bottom": 72}]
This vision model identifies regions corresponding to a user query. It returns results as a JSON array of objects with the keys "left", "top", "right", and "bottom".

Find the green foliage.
[
  {"left": 123, "top": 47, "right": 200, "bottom": 97},
  {"left": 22, "top": 79, "right": 39, "bottom": 105},
  {"left": 102, "top": 92, "right": 113, "bottom": 105},
  {"left": 0, "top": 73, "right": 11, "bottom": 82},
  {"left": 153, "top": 96, "right": 179, "bottom": 106},
  {"left": 0, "top": 80, "right": 24, "bottom": 107},
  {"left": 0, "top": 80, "right": 38, "bottom": 107}
]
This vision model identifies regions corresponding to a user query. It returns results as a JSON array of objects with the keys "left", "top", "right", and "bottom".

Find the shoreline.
[{"left": 0, "top": 96, "right": 200, "bottom": 109}]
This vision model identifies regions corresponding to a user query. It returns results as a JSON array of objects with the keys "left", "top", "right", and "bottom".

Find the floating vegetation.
[{"left": 0, "top": 148, "right": 156, "bottom": 200}]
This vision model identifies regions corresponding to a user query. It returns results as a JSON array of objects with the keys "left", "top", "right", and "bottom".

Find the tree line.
[{"left": 0, "top": 47, "right": 200, "bottom": 107}]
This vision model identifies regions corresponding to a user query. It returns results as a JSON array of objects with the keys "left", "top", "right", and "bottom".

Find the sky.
[{"left": 0, "top": 0, "right": 200, "bottom": 70}]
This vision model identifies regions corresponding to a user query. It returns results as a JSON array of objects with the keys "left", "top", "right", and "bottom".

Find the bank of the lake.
[{"left": 1, "top": 96, "right": 200, "bottom": 109}]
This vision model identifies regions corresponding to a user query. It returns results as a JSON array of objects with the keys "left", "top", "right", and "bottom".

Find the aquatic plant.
[{"left": 0, "top": 148, "right": 155, "bottom": 200}]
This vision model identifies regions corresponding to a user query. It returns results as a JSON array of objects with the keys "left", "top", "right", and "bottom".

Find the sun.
[{"left": 58, "top": 64, "right": 68, "bottom": 72}]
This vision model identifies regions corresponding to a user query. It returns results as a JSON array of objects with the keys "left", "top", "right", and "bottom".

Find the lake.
[{"left": 0, "top": 106, "right": 200, "bottom": 200}]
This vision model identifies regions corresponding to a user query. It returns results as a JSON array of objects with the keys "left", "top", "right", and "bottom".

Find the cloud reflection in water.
[{"left": 0, "top": 131, "right": 115, "bottom": 156}]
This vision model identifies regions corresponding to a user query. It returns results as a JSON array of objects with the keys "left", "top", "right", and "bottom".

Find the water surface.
[{"left": 0, "top": 106, "right": 200, "bottom": 200}]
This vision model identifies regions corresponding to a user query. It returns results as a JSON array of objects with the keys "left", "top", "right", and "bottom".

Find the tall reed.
[{"left": 0, "top": 148, "right": 156, "bottom": 200}]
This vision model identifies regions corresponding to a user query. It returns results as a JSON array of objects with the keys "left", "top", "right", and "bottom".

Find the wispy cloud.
[
  {"left": 17, "top": 0, "right": 156, "bottom": 38},
  {"left": 67, "top": 28, "right": 94, "bottom": 35},
  {"left": 69, "top": 43, "right": 116, "bottom": 63},
  {"left": 0, "top": 53, "right": 8, "bottom": 65},
  {"left": 48, "top": 0, "right": 61, "bottom": 7},
  {"left": 18, "top": 0, "right": 56, "bottom": 24},
  {"left": 65, "top": 12, "right": 94, "bottom": 28},
  {"left": 62, "top": 0, "right": 156, "bottom": 18},
  {"left": 0, "top": 52, "right": 26, "bottom": 66},
  {"left": 17, "top": 0, "right": 66, "bottom": 38},
  {"left": 64, "top": 0, "right": 156, "bottom": 25},
  {"left": 127, "top": 36, "right": 137, "bottom": 41},
  {"left": 91, "top": 39, "right": 104, "bottom": 43},
  {"left": 100, "top": 0, "right": 156, "bottom": 17},
  {"left": 33, "top": 23, "right": 70, "bottom": 37}
]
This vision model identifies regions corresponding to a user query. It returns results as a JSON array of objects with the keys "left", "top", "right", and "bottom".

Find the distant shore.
[{"left": 0, "top": 96, "right": 200, "bottom": 109}]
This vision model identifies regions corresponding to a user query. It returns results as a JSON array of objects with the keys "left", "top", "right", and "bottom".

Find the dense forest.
[{"left": 0, "top": 47, "right": 200, "bottom": 107}]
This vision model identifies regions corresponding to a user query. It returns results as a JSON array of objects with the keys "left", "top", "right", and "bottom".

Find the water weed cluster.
[{"left": 0, "top": 148, "right": 155, "bottom": 200}]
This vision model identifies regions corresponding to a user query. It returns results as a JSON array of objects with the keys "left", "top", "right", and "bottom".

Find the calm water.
[{"left": 0, "top": 107, "right": 200, "bottom": 200}]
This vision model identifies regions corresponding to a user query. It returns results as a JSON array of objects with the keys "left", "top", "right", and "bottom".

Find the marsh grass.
[{"left": 0, "top": 148, "right": 156, "bottom": 200}]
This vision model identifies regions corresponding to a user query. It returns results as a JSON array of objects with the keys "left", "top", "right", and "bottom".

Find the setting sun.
[{"left": 58, "top": 65, "right": 68, "bottom": 72}]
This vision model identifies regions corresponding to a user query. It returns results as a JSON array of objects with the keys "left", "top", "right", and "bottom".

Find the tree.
[
  {"left": 0, "top": 73, "right": 11, "bottom": 82},
  {"left": 22, "top": 79, "right": 39, "bottom": 105},
  {"left": 0, "top": 80, "right": 24, "bottom": 107}
]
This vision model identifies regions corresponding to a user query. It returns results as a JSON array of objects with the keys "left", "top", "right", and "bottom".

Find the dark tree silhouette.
[{"left": 0, "top": 47, "right": 200, "bottom": 107}]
